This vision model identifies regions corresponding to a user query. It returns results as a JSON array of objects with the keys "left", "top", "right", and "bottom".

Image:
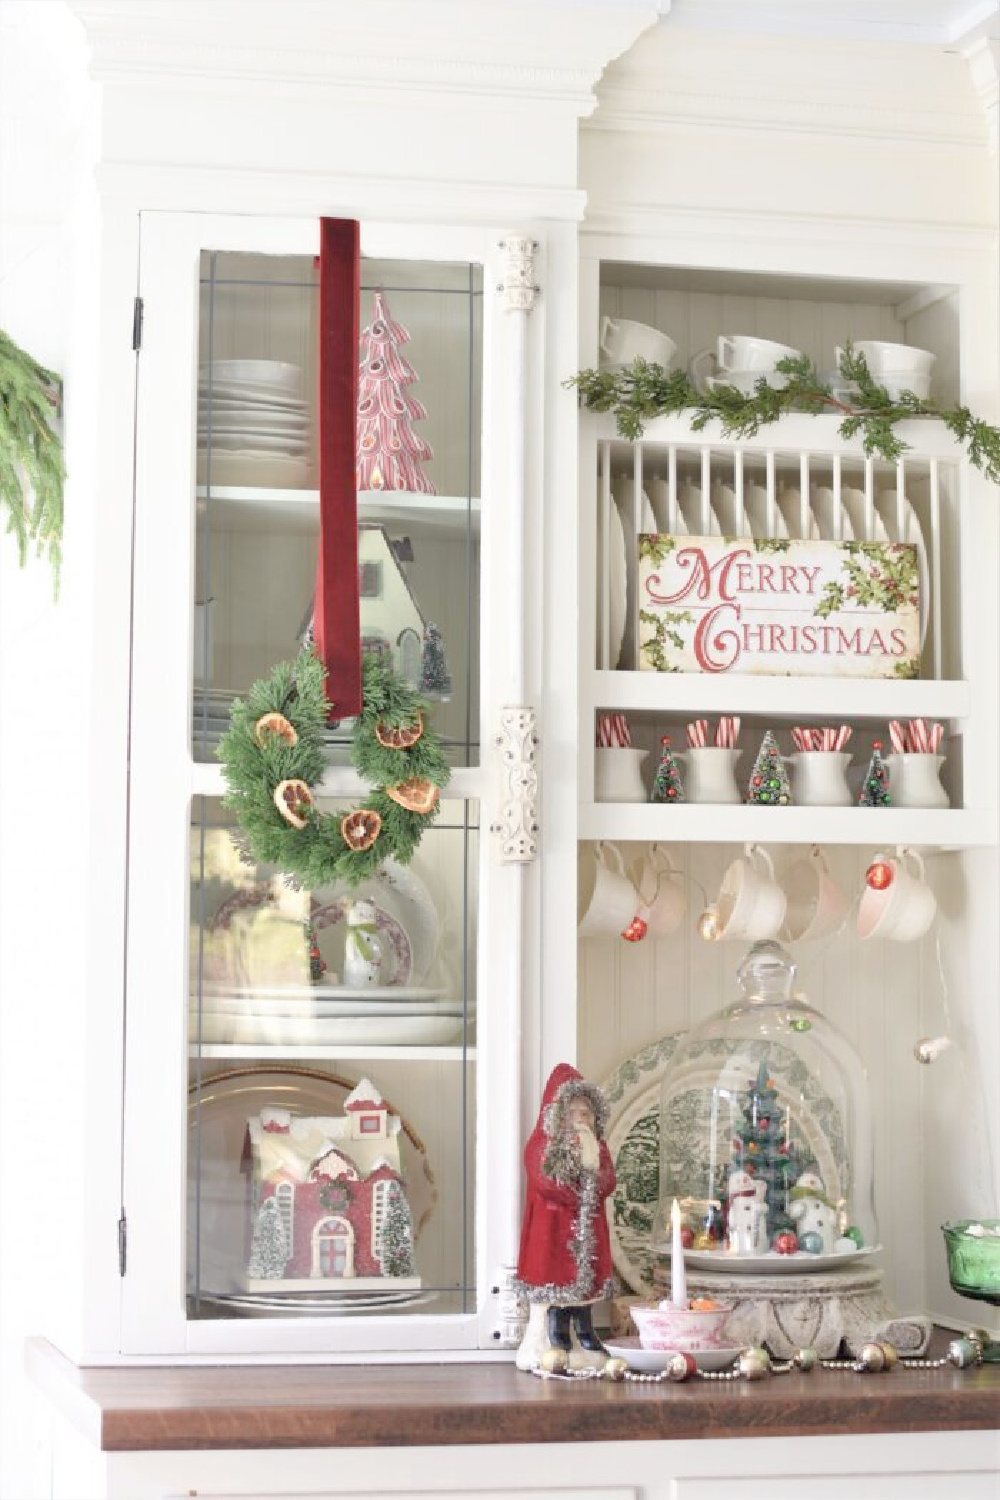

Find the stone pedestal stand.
[{"left": 643, "top": 1263, "right": 932, "bottom": 1360}]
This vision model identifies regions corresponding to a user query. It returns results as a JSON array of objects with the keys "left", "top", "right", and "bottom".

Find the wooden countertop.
[{"left": 27, "top": 1335, "right": 1000, "bottom": 1452}]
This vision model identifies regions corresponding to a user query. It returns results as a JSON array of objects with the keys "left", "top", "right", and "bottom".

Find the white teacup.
[
  {"left": 857, "top": 848, "right": 937, "bottom": 943},
  {"left": 629, "top": 845, "right": 687, "bottom": 938},
  {"left": 578, "top": 841, "right": 640, "bottom": 937},
  {"left": 717, "top": 334, "right": 802, "bottom": 373},
  {"left": 838, "top": 340, "right": 936, "bottom": 378},
  {"left": 782, "top": 846, "right": 848, "bottom": 943},
  {"left": 716, "top": 846, "right": 787, "bottom": 942},
  {"left": 677, "top": 746, "right": 742, "bottom": 805},
  {"left": 600, "top": 316, "right": 677, "bottom": 369},
  {"left": 883, "top": 754, "right": 949, "bottom": 809},
  {"left": 789, "top": 752, "right": 852, "bottom": 807}
]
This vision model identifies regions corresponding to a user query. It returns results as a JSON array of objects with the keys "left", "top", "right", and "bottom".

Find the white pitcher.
[
  {"left": 789, "top": 751, "right": 852, "bottom": 807},
  {"left": 883, "top": 754, "right": 949, "bottom": 809},
  {"left": 677, "top": 746, "right": 742, "bottom": 805}
]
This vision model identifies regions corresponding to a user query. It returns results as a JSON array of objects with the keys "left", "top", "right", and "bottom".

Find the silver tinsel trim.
[{"left": 516, "top": 1167, "right": 613, "bottom": 1306}]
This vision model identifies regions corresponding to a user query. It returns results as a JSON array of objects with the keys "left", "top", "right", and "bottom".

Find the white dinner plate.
[
  {"left": 369, "top": 860, "right": 440, "bottom": 986},
  {"left": 198, "top": 381, "right": 309, "bottom": 411},
  {"left": 775, "top": 486, "right": 820, "bottom": 541},
  {"left": 604, "top": 1339, "right": 743, "bottom": 1374},
  {"left": 196, "top": 451, "right": 312, "bottom": 487},
  {"left": 200, "top": 359, "right": 302, "bottom": 392},
  {"left": 195, "top": 986, "right": 450, "bottom": 1014},
  {"left": 811, "top": 486, "right": 855, "bottom": 542},
  {"left": 198, "top": 406, "right": 311, "bottom": 431},
  {"left": 199, "top": 1289, "right": 436, "bottom": 1316},
  {"left": 677, "top": 481, "right": 721, "bottom": 538},
  {"left": 198, "top": 432, "right": 311, "bottom": 455},
  {"left": 190, "top": 1011, "right": 466, "bottom": 1046},
  {"left": 679, "top": 1245, "right": 882, "bottom": 1275},
  {"left": 612, "top": 479, "right": 656, "bottom": 669},
  {"left": 598, "top": 491, "right": 627, "bottom": 668},
  {"left": 840, "top": 487, "right": 890, "bottom": 544},
  {"left": 874, "top": 488, "right": 929, "bottom": 646},
  {"left": 742, "top": 482, "right": 789, "bottom": 541},
  {"left": 645, "top": 477, "right": 687, "bottom": 535}
]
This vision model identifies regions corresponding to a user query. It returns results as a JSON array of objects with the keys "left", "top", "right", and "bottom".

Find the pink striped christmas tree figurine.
[{"left": 356, "top": 290, "right": 436, "bottom": 495}]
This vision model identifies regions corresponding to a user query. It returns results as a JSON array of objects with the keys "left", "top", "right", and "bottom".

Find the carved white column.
[
  {"left": 491, "top": 234, "right": 538, "bottom": 1345},
  {"left": 964, "top": 36, "right": 999, "bottom": 155}
]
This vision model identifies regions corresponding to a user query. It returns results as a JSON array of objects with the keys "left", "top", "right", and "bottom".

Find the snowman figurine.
[
  {"left": 789, "top": 1170, "right": 837, "bottom": 1254},
  {"left": 343, "top": 898, "right": 384, "bottom": 988},
  {"left": 726, "top": 1169, "right": 769, "bottom": 1256}
]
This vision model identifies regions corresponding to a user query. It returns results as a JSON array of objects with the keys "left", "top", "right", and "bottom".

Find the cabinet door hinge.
[
  {"left": 117, "top": 1212, "right": 127, "bottom": 1276},
  {"left": 131, "top": 296, "right": 143, "bottom": 351}
]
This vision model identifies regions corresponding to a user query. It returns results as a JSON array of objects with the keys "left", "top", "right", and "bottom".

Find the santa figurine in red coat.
[{"left": 514, "top": 1063, "right": 617, "bottom": 1373}]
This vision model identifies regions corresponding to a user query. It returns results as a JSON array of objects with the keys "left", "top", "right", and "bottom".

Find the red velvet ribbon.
[{"left": 314, "top": 217, "right": 361, "bottom": 718}]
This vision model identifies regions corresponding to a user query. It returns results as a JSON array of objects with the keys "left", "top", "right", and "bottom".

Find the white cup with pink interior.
[
  {"left": 628, "top": 845, "right": 687, "bottom": 938},
  {"left": 857, "top": 848, "right": 937, "bottom": 943},
  {"left": 578, "top": 841, "right": 640, "bottom": 938},
  {"left": 781, "top": 846, "right": 848, "bottom": 943},
  {"left": 716, "top": 845, "right": 787, "bottom": 942}
]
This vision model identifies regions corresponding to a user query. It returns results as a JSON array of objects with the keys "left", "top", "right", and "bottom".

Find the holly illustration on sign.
[{"left": 637, "top": 535, "right": 920, "bottom": 679}]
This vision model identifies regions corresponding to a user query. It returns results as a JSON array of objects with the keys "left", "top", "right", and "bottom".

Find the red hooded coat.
[{"left": 516, "top": 1063, "right": 616, "bottom": 1304}]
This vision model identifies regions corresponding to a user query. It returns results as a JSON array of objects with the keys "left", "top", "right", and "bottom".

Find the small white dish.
[
  {"left": 604, "top": 1338, "right": 742, "bottom": 1374},
  {"left": 743, "top": 482, "right": 789, "bottom": 541}
]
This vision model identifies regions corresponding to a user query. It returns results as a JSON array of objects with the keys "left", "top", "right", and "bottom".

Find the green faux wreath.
[{"left": 218, "top": 650, "right": 450, "bottom": 887}]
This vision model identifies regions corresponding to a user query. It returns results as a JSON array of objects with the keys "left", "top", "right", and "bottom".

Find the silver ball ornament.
[
  {"left": 878, "top": 1341, "right": 899, "bottom": 1370},
  {"left": 603, "top": 1357, "right": 628, "bottom": 1382},
  {"left": 697, "top": 906, "right": 722, "bottom": 942},
  {"left": 738, "top": 1346, "right": 771, "bottom": 1380},
  {"left": 540, "top": 1347, "right": 569, "bottom": 1375},
  {"left": 793, "top": 1347, "right": 817, "bottom": 1372},
  {"left": 859, "top": 1342, "right": 886, "bottom": 1372},
  {"left": 947, "top": 1337, "right": 981, "bottom": 1369},
  {"left": 667, "top": 1351, "right": 695, "bottom": 1382}
]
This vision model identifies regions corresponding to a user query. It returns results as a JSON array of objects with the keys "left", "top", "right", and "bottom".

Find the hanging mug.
[
  {"left": 716, "top": 845, "right": 787, "bottom": 942},
  {"left": 628, "top": 845, "right": 687, "bottom": 937},
  {"left": 857, "top": 849, "right": 937, "bottom": 942},
  {"left": 782, "top": 846, "right": 848, "bottom": 943},
  {"left": 578, "top": 842, "right": 640, "bottom": 937}
]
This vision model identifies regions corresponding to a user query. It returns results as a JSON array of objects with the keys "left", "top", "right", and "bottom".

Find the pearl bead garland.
[{"left": 529, "top": 1335, "right": 984, "bottom": 1385}]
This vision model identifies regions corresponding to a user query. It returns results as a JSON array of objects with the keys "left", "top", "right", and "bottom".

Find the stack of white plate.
[{"left": 198, "top": 359, "right": 311, "bottom": 487}]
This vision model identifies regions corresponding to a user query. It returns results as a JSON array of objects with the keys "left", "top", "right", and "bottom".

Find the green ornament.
[
  {"left": 845, "top": 1225, "right": 864, "bottom": 1247},
  {"left": 790, "top": 1017, "right": 812, "bottom": 1033}
]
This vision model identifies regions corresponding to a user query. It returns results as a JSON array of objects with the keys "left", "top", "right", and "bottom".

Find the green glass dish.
[{"left": 942, "top": 1219, "right": 1000, "bottom": 1304}]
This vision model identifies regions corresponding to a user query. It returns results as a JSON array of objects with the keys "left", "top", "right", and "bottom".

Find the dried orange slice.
[
  {"left": 341, "top": 808, "right": 382, "bottom": 851},
  {"left": 385, "top": 777, "right": 440, "bottom": 814},
  {"left": 273, "top": 779, "right": 314, "bottom": 829},
  {"left": 255, "top": 711, "right": 298, "bottom": 748},
  {"left": 375, "top": 713, "right": 424, "bottom": 750}
]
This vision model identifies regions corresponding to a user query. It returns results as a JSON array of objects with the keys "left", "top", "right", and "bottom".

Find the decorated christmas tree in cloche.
[{"left": 356, "top": 289, "right": 435, "bottom": 495}]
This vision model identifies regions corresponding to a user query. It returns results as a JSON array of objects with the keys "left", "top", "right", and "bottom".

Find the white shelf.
[
  {"left": 588, "top": 671, "right": 972, "bottom": 721},
  {"left": 196, "top": 486, "right": 481, "bottom": 539},
  {"left": 189, "top": 1044, "right": 475, "bottom": 1062},
  {"left": 587, "top": 410, "right": 964, "bottom": 463},
  {"left": 578, "top": 803, "right": 997, "bottom": 849}
]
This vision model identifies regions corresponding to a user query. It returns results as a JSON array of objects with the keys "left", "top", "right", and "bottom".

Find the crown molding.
[{"left": 67, "top": 0, "right": 657, "bottom": 115}]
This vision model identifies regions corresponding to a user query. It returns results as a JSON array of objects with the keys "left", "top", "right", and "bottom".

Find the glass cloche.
[{"left": 652, "top": 941, "right": 877, "bottom": 1272}]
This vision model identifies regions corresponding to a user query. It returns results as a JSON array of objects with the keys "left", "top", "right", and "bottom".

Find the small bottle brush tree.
[
  {"left": 355, "top": 289, "right": 435, "bottom": 495},
  {"left": 248, "top": 1196, "right": 289, "bottom": 1279},
  {"left": 859, "top": 741, "right": 892, "bottom": 806},
  {"left": 420, "top": 622, "right": 452, "bottom": 701},
  {"left": 650, "top": 735, "right": 685, "bottom": 803},
  {"left": 380, "top": 1179, "right": 416, "bottom": 1276},
  {"left": 746, "top": 730, "right": 791, "bottom": 805},
  {"left": 731, "top": 1060, "right": 803, "bottom": 1243}
]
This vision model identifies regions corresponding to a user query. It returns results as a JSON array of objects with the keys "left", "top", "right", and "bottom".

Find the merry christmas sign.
[{"left": 637, "top": 536, "right": 920, "bottom": 679}]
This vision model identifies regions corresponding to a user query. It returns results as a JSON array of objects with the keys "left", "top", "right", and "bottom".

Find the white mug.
[
  {"left": 578, "top": 842, "right": 640, "bottom": 937},
  {"left": 789, "top": 752, "right": 853, "bottom": 807},
  {"left": 677, "top": 747, "right": 742, "bottom": 805},
  {"left": 837, "top": 340, "right": 935, "bottom": 378},
  {"left": 884, "top": 754, "right": 949, "bottom": 809},
  {"left": 595, "top": 746, "right": 648, "bottom": 803},
  {"left": 717, "top": 334, "right": 802, "bottom": 373},
  {"left": 716, "top": 846, "right": 787, "bottom": 942},
  {"left": 782, "top": 846, "right": 848, "bottom": 943},
  {"left": 629, "top": 845, "right": 687, "bottom": 938},
  {"left": 600, "top": 316, "right": 677, "bottom": 369},
  {"left": 857, "top": 849, "right": 937, "bottom": 942}
]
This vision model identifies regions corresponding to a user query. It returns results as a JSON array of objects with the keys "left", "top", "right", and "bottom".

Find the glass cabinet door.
[{"left": 124, "top": 214, "right": 497, "bottom": 1355}]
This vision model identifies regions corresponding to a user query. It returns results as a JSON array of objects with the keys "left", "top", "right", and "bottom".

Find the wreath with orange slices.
[{"left": 217, "top": 650, "right": 450, "bottom": 887}]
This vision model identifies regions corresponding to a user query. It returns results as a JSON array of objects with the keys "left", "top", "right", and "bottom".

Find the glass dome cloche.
[{"left": 652, "top": 940, "right": 878, "bottom": 1273}]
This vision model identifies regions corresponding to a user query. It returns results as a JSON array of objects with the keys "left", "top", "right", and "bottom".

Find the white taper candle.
[{"left": 671, "top": 1197, "right": 687, "bottom": 1308}]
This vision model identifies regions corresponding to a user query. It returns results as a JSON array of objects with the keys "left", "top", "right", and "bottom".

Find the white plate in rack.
[
  {"left": 875, "top": 488, "right": 929, "bottom": 647},
  {"left": 196, "top": 451, "right": 312, "bottom": 487}
]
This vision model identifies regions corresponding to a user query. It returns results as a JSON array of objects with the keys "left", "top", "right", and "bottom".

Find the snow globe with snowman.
[{"left": 648, "top": 939, "right": 931, "bottom": 1359}]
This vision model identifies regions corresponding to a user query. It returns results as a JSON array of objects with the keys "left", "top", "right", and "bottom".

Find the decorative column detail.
[
  {"left": 963, "top": 38, "right": 999, "bottom": 155},
  {"left": 499, "top": 235, "right": 538, "bottom": 313},
  {"left": 492, "top": 707, "right": 540, "bottom": 863}
]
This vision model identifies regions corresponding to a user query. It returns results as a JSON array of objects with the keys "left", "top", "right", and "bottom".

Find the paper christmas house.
[{"left": 240, "top": 1078, "right": 420, "bottom": 1292}]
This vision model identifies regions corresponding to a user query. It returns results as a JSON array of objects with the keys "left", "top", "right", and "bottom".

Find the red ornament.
[
  {"left": 866, "top": 859, "right": 894, "bottom": 891},
  {"left": 680, "top": 1225, "right": 695, "bottom": 1249},
  {"left": 622, "top": 916, "right": 648, "bottom": 942},
  {"left": 661, "top": 735, "right": 672, "bottom": 746},
  {"left": 775, "top": 1231, "right": 799, "bottom": 1255}
]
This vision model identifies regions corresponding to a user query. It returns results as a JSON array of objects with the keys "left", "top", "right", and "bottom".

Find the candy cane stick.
[
  {"left": 929, "top": 722, "right": 944, "bottom": 753},
  {"left": 909, "top": 717, "right": 929, "bottom": 754},
  {"left": 889, "top": 720, "right": 907, "bottom": 754},
  {"left": 835, "top": 724, "right": 852, "bottom": 751},
  {"left": 686, "top": 719, "right": 708, "bottom": 748}
]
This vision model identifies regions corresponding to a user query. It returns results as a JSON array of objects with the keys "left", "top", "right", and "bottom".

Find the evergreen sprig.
[
  {"left": 217, "top": 650, "right": 451, "bottom": 889},
  {"left": 0, "top": 328, "right": 65, "bottom": 590},
  {"left": 567, "top": 344, "right": 1000, "bottom": 481}
]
